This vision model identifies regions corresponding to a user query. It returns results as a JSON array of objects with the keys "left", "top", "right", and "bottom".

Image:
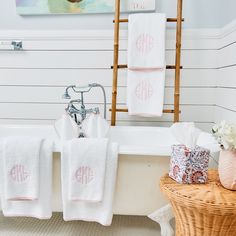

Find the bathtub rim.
[{"left": 0, "top": 124, "right": 220, "bottom": 156}]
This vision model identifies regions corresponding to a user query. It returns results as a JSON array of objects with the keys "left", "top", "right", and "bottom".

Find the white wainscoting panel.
[
  {"left": 215, "top": 19, "right": 236, "bottom": 123},
  {"left": 0, "top": 29, "right": 220, "bottom": 131}
]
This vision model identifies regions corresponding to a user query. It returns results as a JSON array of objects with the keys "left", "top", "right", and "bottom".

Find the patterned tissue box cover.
[{"left": 169, "top": 144, "right": 210, "bottom": 184}]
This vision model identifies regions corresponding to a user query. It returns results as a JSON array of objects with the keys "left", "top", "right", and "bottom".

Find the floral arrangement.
[{"left": 212, "top": 121, "right": 236, "bottom": 150}]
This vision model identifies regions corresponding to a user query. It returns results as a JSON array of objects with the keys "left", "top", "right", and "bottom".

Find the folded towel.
[
  {"left": 82, "top": 114, "right": 110, "bottom": 138},
  {"left": 61, "top": 142, "right": 119, "bottom": 226},
  {"left": 128, "top": 13, "right": 166, "bottom": 69},
  {"left": 68, "top": 138, "right": 108, "bottom": 202},
  {"left": 127, "top": 69, "right": 165, "bottom": 117},
  {"left": 0, "top": 139, "right": 53, "bottom": 219},
  {"left": 54, "top": 113, "right": 79, "bottom": 141},
  {"left": 3, "top": 137, "right": 43, "bottom": 201}
]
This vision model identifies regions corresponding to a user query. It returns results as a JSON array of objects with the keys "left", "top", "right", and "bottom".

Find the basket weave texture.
[{"left": 160, "top": 170, "right": 236, "bottom": 236}]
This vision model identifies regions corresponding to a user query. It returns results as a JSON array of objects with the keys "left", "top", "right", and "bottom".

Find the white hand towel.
[
  {"left": 68, "top": 138, "right": 108, "bottom": 202},
  {"left": 127, "top": 69, "right": 165, "bottom": 117},
  {"left": 0, "top": 139, "right": 53, "bottom": 219},
  {"left": 54, "top": 113, "right": 79, "bottom": 141},
  {"left": 61, "top": 142, "right": 119, "bottom": 226},
  {"left": 82, "top": 114, "right": 110, "bottom": 138},
  {"left": 3, "top": 137, "right": 43, "bottom": 201},
  {"left": 128, "top": 13, "right": 166, "bottom": 69}
]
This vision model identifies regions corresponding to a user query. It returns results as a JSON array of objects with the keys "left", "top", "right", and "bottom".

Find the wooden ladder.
[{"left": 110, "top": 0, "right": 183, "bottom": 126}]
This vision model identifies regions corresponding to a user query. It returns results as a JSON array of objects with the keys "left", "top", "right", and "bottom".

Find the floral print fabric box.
[{"left": 169, "top": 144, "right": 210, "bottom": 184}]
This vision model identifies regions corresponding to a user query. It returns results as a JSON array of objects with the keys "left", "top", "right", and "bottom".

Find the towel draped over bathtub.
[
  {"left": 0, "top": 138, "right": 53, "bottom": 219},
  {"left": 3, "top": 137, "right": 42, "bottom": 201},
  {"left": 61, "top": 140, "right": 119, "bottom": 226},
  {"left": 68, "top": 138, "right": 108, "bottom": 202}
]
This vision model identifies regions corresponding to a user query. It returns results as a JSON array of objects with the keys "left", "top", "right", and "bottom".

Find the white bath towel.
[
  {"left": 61, "top": 142, "right": 119, "bottom": 226},
  {"left": 127, "top": 69, "right": 165, "bottom": 117},
  {"left": 54, "top": 113, "right": 79, "bottom": 141},
  {"left": 67, "top": 138, "right": 108, "bottom": 202},
  {"left": 82, "top": 114, "right": 110, "bottom": 138},
  {"left": 3, "top": 137, "right": 43, "bottom": 201},
  {"left": 0, "top": 139, "right": 53, "bottom": 219},
  {"left": 128, "top": 13, "right": 166, "bottom": 69}
]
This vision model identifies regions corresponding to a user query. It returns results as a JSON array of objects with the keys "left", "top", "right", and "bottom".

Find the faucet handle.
[{"left": 89, "top": 107, "right": 100, "bottom": 114}]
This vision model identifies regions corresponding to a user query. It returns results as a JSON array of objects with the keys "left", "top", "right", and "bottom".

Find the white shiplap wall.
[
  {"left": 0, "top": 29, "right": 219, "bottom": 131},
  {"left": 215, "top": 20, "right": 236, "bottom": 123}
]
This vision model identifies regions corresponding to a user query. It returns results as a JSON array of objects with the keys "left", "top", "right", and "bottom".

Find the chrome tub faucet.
[{"left": 62, "top": 83, "right": 107, "bottom": 124}]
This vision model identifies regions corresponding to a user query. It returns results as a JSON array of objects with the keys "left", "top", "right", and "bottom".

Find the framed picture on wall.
[{"left": 16, "top": 0, "right": 156, "bottom": 15}]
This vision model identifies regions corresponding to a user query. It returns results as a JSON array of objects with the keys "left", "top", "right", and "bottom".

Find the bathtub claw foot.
[{"left": 148, "top": 204, "right": 174, "bottom": 236}]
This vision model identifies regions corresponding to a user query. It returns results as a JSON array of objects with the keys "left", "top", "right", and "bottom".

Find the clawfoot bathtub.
[{"left": 0, "top": 125, "right": 219, "bottom": 235}]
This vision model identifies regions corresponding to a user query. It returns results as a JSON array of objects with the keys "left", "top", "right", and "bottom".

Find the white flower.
[{"left": 212, "top": 121, "right": 236, "bottom": 150}]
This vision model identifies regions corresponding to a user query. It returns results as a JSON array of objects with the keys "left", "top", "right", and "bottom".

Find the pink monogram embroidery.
[
  {"left": 75, "top": 166, "right": 94, "bottom": 185},
  {"left": 135, "top": 80, "right": 154, "bottom": 101},
  {"left": 136, "top": 33, "right": 154, "bottom": 54},
  {"left": 10, "top": 165, "right": 29, "bottom": 183}
]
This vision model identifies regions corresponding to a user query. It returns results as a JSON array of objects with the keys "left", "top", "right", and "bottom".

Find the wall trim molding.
[
  {"left": 0, "top": 19, "right": 235, "bottom": 42},
  {"left": 0, "top": 19, "right": 235, "bottom": 44},
  {"left": 219, "top": 19, "right": 236, "bottom": 39},
  {"left": 0, "top": 28, "right": 223, "bottom": 41}
]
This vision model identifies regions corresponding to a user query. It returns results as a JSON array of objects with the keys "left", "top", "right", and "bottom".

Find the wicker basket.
[{"left": 160, "top": 170, "right": 236, "bottom": 236}]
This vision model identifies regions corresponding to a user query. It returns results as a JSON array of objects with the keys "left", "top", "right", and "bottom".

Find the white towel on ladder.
[
  {"left": 128, "top": 13, "right": 166, "bottom": 69},
  {"left": 127, "top": 13, "right": 166, "bottom": 117},
  {"left": 127, "top": 69, "right": 165, "bottom": 117}
]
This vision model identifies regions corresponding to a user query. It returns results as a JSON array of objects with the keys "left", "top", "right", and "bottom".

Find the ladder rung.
[
  {"left": 109, "top": 108, "right": 181, "bottom": 114},
  {"left": 113, "top": 18, "right": 184, "bottom": 23},
  {"left": 111, "top": 65, "right": 183, "bottom": 69}
]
